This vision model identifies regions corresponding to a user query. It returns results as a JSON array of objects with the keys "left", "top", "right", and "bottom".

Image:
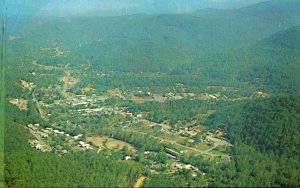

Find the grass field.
[
  {"left": 194, "top": 143, "right": 211, "bottom": 151},
  {"left": 209, "top": 149, "right": 224, "bottom": 156},
  {"left": 87, "top": 136, "right": 136, "bottom": 152},
  {"left": 107, "top": 88, "right": 121, "bottom": 96},
  {"left": 130, "top": 95, "right": 153, "bottom": 104}
]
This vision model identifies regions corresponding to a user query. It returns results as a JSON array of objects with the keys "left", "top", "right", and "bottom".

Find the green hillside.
[
  {"left": 9, "top": 0, "right": 299, "bottom": 94},
  {"left": 205, "top": 95, "right": 300, "bottom": 155},
  {"left": 204, "top": 95, "right": 300, "bottom": 186},
  {"left": 237, "top": 25, "right": 300, "bottom": 93},
  {"left": 263, "top": 25, "right": 300, "bottom": 50}
]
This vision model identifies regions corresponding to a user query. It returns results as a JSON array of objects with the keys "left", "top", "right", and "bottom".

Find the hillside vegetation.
[
  {"left": 204, "top": 95, "right": 300, "bottom": 186},
  {"left": 205, "top": 95, "right": 300, "bottom": 156}
]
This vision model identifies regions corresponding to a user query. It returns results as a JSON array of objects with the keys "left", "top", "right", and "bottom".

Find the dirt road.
[{"left": 134, "top": 176, "right": 146, "bottom": 188}]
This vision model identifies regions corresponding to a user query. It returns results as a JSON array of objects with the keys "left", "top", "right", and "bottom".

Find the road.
[
  {"left": 134, "top": 176, "right": 146, "bottom": 188},
  {"left": 32, "top": 60, "right": 64, "bottom": 70},
  {"left": 59, "top": 69, "right": 81, "bottom": 100},
  {"left": 32, "top": 60, "right": 75, "bottom": 99},
  {"left": 32, "top": 92, "right": 46, "bottom": 119},
  {"left": 27, "top": 128, "right": 52, "bottom": 151},
  {"left": 60, "top": 70, "right": 71, "bottom": 98}
]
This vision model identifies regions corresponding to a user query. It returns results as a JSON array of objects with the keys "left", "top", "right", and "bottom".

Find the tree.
[
  {"left": 194, "top": 133, "right": 203, "bottom": 143},
  {"left": 157, "top": 152, "right": 167, "bottom": 164}
]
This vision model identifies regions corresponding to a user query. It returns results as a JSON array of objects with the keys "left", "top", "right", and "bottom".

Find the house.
[
  {"left": 28, "top": 140, "right": 39, "bottom": 146},
  {"left": 35, "top": 144, "right": 44, "bottom": 150},
  {"left": 206, "top": 132, "right": 213, "bottom": 136},
  {"left": 208, "top": 94, "right": 218, "bottom": 99},
  {"left": 153, "top": 124, "right": 163, "bottom": 131},
  {"left": 78, "top": 141, "right": 85, "bottom": 147},
  {"left": 166, "top": 93, "right": 175, "bottom": 98},
  {"left": 184, "top": 164, "right": 199, "bottom": 171},
  {"left": 27, "top": 124, "right": 37, "bottom": 131},
  {"left": 55, "top": 145, "right": 63, "bottom": 151},
  {"left": 46, "top": 127, "right": 54, "bottom": 132},
  {"left": 185, "top": 164, "right": 192, "bottom": 170},
  {"left": 78, "top": 141, "right": 92, "bottom": 149},
  {"left": 187, "top": 139, "right": 195, "bottom": 144},
  {"left": 40, "top": 133, "right": 48, "bottom": 138},
  {"left": 166, "top": 153, "right": 177, "bottom": 159},
  {"left": 180, "top": 132, "right": 191, "bottom": 137},
  {"left": 73, "top": 134, "right": 83, "bottom": 140},
  {"left": 42, "top": 129, "right": 51, "bottom": 134},
  {"left": 191, "top": 166, "right": 199, "bottom": 171},
  {"left": 126, "top": 112, "right": 133, "bottom": 116},
  {"left": 165, "top": 147, "right": 181, "bottom": 158},
  {"left": 172, "top": 162, "right": 184, "bottom": 169}
]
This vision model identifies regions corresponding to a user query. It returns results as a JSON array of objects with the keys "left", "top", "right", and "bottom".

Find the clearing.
[
  {"left": 87, "top": 136, "right": 136, "bottom": 152},
  {"left": 9, "top": 98, "right": 28, "bottom": 111}
]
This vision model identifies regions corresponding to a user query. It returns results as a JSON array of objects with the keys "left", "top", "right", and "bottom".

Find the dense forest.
[
  {"left": 206, "top": 95, "right": 300, "bottom": 156},
  {"left": 3, "top": 0, "right": 300, "bottom": 187},
  {"left": 204, "top": 95, "right": 300, "bottom": 186}
]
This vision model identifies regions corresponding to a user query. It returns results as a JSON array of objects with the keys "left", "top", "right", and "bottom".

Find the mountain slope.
[
  {"left": 13, "top": 0, "right": 300, "bottom": 52},
  {"left": 262, "top": 25, "right": 300, "bottom": 50},
  {"left": 8, "top": 0, "right": 299, "bottom": 95},
  {"left": 205, "top": 95, "right": 300, "bottom": 156},
  {"left": 235, "top": 25, "right": 300, "bottom": 93}
]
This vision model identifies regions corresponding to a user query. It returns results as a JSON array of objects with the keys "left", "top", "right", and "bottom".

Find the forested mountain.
[
  {"left": 8, "top": 0, "right": 299, "bottom": 92},
  {"left": 5, "top": 1, "right": 298, "bottom": 100},
  {"left": 262, "top": 25, "right": 300, "bottom": 50},
  {"left": 204, "top": 95, "right": 300, "bottom": 186},
  {"left": 233, "top": 24, "right": 300, "bottom": 93},
  {"left": 15, "top": 0, "right": 300, "bottom": 49},
  {"left": 205, "top": 95, "right": 300, "bottom": 156}
]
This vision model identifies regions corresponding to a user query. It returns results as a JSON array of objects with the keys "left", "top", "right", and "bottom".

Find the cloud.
[{"left": 38, "top": 0, "right": 178, "bottom": 16}]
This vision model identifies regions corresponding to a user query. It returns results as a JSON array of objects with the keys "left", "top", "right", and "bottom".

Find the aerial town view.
[{"left": 1, "top": 0, "right": 300, "bottom": 187}]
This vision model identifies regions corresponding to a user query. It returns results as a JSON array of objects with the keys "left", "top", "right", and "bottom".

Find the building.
[
  {"left": 165, "top": 147, "right": 181, "bottom": 159},
  {"left": 153, "top": 124, "right": 163, "bottom": 131}
]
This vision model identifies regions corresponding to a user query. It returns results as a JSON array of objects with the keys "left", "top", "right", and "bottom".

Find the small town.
[{"left": 6, "top": 60, "right": 242, "bottom": 178}]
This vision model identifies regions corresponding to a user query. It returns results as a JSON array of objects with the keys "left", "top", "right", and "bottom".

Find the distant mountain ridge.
[
  {"left": 8, "top": 0, "right": 300, "bottom": 94},
  {"left": 23, "top": 0, "right": 300, "bottom": 49},
  {"left": 262, "top": 25, "right": 300, "bottom": 50}
]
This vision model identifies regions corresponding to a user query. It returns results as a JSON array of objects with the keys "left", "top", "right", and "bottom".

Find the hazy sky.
[{"left": 6, "top": 0, "right": 270, "bottom": 17}]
